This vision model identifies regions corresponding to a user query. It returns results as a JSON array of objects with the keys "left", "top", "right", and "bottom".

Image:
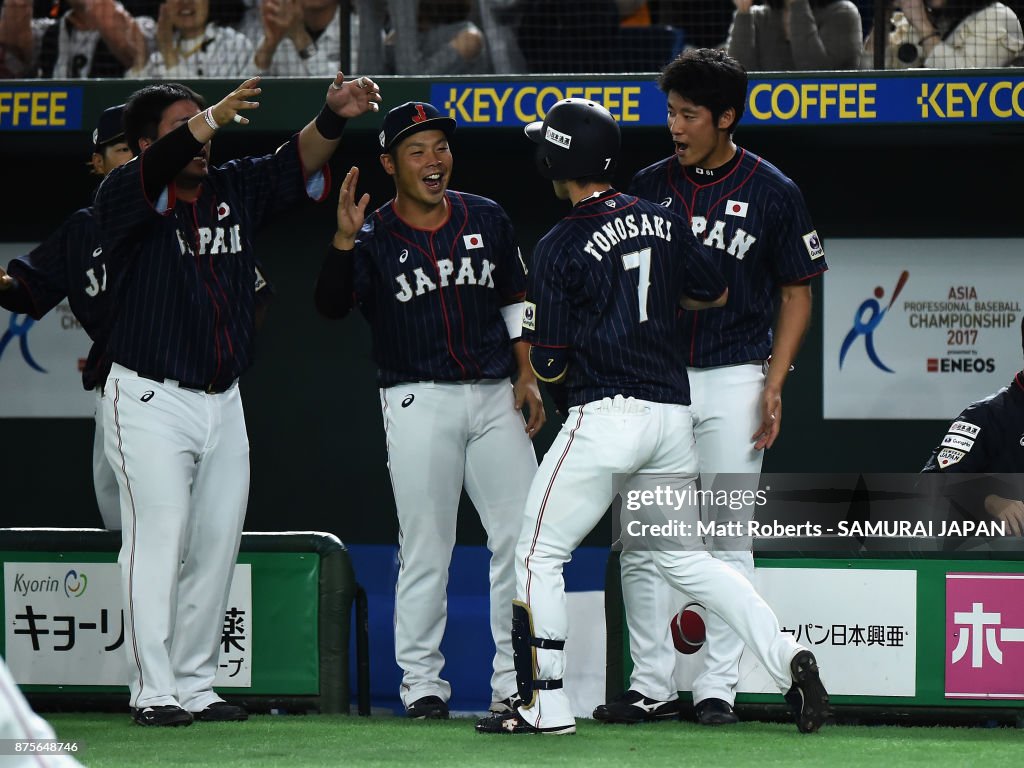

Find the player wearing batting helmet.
[
  {"left": 475, "top": 98, "right": 829, "bottom": 736},
  {"left": 315, "top": 101, "right": 545, "bottom": 720},
  {"left": 602, "top": 47, "right": 829, "bottom": 728}
]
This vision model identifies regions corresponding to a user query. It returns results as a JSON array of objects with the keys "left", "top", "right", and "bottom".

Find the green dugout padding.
[
  {"left": 0, "top": 529, "right": 369, "bottom": 715},
  {"left": 605, "top": 552, "right": 1024, "bottom": 725}
]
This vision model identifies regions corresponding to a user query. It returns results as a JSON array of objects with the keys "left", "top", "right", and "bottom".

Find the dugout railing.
[{"left": 0, "top": 529, "right": 371, "bottom": 716}]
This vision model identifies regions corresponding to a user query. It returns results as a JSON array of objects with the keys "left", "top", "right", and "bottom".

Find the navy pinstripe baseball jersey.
[
  {"left": 523, "top": 189, "right": 726, "bottom": 407},
  {"left": 4, "top": 207, "right": 113, "bottom": 390},
  {"left": 630, "top": 148, "right": 827, "bottom": 367},
  {"left": 349, "top": 190, "right": 527, "bottom": 386},
  {"left": 95, "top": 136, "right": 323, "bottom": 390}
]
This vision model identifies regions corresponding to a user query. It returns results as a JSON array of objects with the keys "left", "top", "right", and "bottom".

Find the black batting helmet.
[{"left": 524, "top": 98, "right": 620, "bottom": 181}]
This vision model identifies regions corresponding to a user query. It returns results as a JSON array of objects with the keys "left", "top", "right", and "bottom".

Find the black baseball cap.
[
  {"left": 92, "top": 104, "right": 126, "bottom": 152},
  {"left": 379, "top": 101, "right": 456, "bottom": 152}
]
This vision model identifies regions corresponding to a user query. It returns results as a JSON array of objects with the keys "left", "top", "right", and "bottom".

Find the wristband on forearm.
[{"left": 315, "top": 104, "right": 348, "bottom": 140}]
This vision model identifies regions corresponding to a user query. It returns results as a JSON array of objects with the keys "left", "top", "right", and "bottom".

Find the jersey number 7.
[{"left": 622, "top": 247, "right": 651, "bottom": 323}]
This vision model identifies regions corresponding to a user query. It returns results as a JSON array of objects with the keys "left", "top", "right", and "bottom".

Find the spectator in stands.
[
  {"left": 727, "top": 0, "right": 863, "bottom": 71},
  {"left": 862, "top": 0, "right": 1024, "bottom": 68},
  {"left": 369, "top": 0, "right": 486, "bottom": 75},
  {"left": 131, "top": 0, "right": 253, "bottom": 78},
  {"left": 0, "top": 0, "right": 153, "bottom": 77},
  {"left": 475, "top": 0, "right": 526, "bottom": 72},
  {"left": 249, "top": 0, "right": 344, "bottom": 76}
]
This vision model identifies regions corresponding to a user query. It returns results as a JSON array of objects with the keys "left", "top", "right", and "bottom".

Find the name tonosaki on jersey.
[{"left": 583, "top": 211, "right": 674, "bottom": 261}]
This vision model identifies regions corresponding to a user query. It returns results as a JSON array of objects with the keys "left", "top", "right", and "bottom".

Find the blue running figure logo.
[{"left": 839, "top": 271, "right": 909, "bottom": 373}]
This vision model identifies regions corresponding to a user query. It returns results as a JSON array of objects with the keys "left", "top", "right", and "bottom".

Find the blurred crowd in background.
[{"left": 0, "top": 0, "right": 1021, "bottom": 80}]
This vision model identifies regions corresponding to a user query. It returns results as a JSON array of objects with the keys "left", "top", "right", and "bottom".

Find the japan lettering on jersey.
[
  {"left": 6, "top": 207, "right": 114, "bottom": 389},
  {"left": 352, "top": 190, "right": 527, "bottom": 386},
  {"left": 630, "top": 148, "right": 828, "bottom": 367},
  {"left": 523, "top": 190, "right": 726, "bottom": 408},
  {"left": 95, "top": 137, "right": 323, "bottom": 387}
]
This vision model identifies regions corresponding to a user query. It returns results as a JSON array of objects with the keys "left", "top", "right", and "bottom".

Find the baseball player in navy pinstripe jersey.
[
  {"left": 0, "top": 105, "right": 130, "bottom": 530},
  {"left": 315, "top": 101, "right": 545, "bottom": 719},
  {"left": 0, "top": 103, "right": 275, "bottom": 533},
  {"left": 93, "top": 73, "right": 381, "bottom": 727},
  {"left": 476, "top": 98, "right": 829, "bottom": 736},
  {"left": 600, "top": 48, "right": 830, "bottom": 727}
]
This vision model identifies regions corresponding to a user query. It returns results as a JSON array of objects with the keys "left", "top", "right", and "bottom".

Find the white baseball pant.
[
  {"left": 92, "top": 389, "right": 121, "bottom": 530},
  {"left": 381, "top": 378, "right": 537, "bottom": 708},
  {"left": 515, "top": 395, "right": 798, "bottom": 731},
  {"left": 620, "top": 362, "right": 766, "bottom": 705},
  {"left": 103, "top": 364, "right": 249, "bottom": 712},
  {"left": 0, "top": 655, "right": 84, "bottom": 767}
]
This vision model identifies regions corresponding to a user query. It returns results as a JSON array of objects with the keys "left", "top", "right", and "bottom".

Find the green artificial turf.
[{"left": 46, "top": 714, "right": 1023, "bottom": 768}]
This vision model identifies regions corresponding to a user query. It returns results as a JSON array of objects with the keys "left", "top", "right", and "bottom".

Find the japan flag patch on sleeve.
[
  {"left": 464, "top": 233, "right": 484, "bottom": 249},
  {"left": 802, "top": 231, "right": 825, "bottom": 260}
]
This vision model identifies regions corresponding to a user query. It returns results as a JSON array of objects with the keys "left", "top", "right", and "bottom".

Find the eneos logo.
[{"left": 64, "top": 569, "right": 87, "bottom": 598}]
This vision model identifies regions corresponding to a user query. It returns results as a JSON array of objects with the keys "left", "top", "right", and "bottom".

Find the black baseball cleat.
[
  {"left": 406, "top": 695, "right": 450, "bottom": 720},
  {"left": 695, "top": 698, "right": 739, "bottom": 725},
  {"left": 786, "top": 650, "right": 831, "bottom": 733},
  {"left": 132, "top": 705, "right": 194, "bottom": 727},
  {"left": 193, "top": 701, "right": 248, "bottom": 722},
  {"left": 593, "top": 690, "right": 680, "bottom": 724},
  {"left": 475, "top": 711, "right": 576, "bottom": 735}
]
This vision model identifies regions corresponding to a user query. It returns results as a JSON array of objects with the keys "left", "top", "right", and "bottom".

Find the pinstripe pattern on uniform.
[
  {"left": 630, "top": 148, "right": 828, "bottom": 367},
  {"left": 523, "top": 190, "right": 725, "bottom": 408},
  {"left": 94, "top": 137, "right": 315, "bottom": 389},
  {"left": 523, "top": 406, "right": 585, "bottom": 604},
  {"left": 351, "top": 190, "right": 527, "bottom": 386},
  {"left": 109, "top": 379, "right": 147, "bottom": 698},
  {"left": 7, "top": 208, "right": 113, "bottom": 389}
]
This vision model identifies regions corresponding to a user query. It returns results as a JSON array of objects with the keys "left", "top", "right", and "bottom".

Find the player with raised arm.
[
  {"left": 598, "top": 48, "right": 829, "bottom": 727},
  {"left": 0, "top": 105, "right": 131, "bottom": 528},
  {"left": 93, "top": 72, "right": 381, "bottom": 726},
  {"left": 314, "top": 101, "right": 544, "bottom": 719},
  {"left": 474, "top": 97, "right": 830, "bottom": 736}
]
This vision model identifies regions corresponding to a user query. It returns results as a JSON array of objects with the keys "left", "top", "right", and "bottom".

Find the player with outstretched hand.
[
  {"left": 0, "top": 104, "right": 132, "bottom": 529},
  {"left": 474, "top": 97, "right": 829, "bottom": 736},
  {"left": 602, "top": 48, "right": 828, "bottom": 727},
  {"left": 93, "top": 72, "right": 381, "bottom": 727},
  {"left": 314, "top": 101, "right": 544, "bottom": 720}
]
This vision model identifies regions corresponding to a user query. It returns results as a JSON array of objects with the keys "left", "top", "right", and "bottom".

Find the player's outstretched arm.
[
  {"left": 333, "top": 167, "right": 369, "bottom": 250},
  {"left": 513, "top": 341, "right": 546, "bottom": 438},
  {"left": 314, "top": 167, "right": 366, "bottom": 318},
  {"left": 298, "top": 73, "right": 382, "bottom": 176},
  {"left": 134, "top": 77, "right": 263, "bottom": 204}
]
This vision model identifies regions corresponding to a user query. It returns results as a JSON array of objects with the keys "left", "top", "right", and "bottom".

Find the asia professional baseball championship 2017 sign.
[{"left": 823, "top": 239, "right": 1023, "bottom": 420}]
